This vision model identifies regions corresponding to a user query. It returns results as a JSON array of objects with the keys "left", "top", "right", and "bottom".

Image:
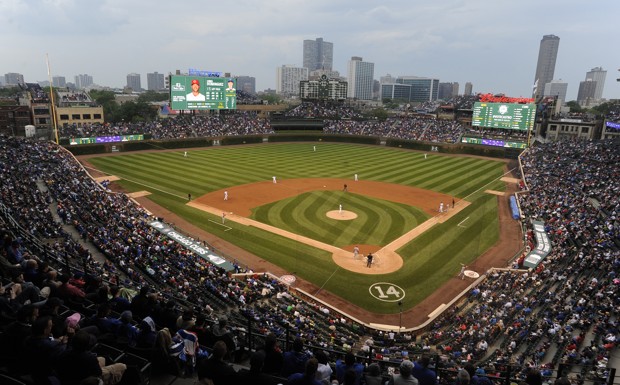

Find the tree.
[
  {"left": 589, "top": 101, "right": 615, "bottom": 117},
  {"left": 138, "top": 90, "right": 169, "bottom": 103},
  {"left": 258, "top": 94, "right": 283, "bottom": 105},
  {"left": 117, "top": 101, "right": 157, "bottom": 123},
  {"left": 366, "top": 108, "right": 388, "bottom": 121},
  {"left": 565, "top": 101, "right": 582, "bottom": 113},
  {"left": 88, "top": 90, "right": 121, "bottom": 123},
  {"left": 0, "top": 86, "right": 21, "bottom": 98}
]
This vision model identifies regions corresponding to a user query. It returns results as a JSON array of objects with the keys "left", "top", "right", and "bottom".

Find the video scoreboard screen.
[
  {"left": 169, "top": 75, "right": 237, "bottom": 110},
  {"left": 461, "top": 136, "right": 527, "bottom": 149},
  {"left": 472, "top": 102, "right": 536, "bottom": 131},
  {"left": 69, "top": 134, "right": 144, "bottom": 145}
]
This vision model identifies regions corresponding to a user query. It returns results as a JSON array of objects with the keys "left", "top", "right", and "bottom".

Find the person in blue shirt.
[
  {"left": 287, "top": 358, "right": 322, "bottom": 385},
  {"left": 412, "top": 354, "right": 438, "bottom": 385},
  {"left": 281, "top": 337, "right": 312, "bottom": 377},
  {"left": 335, "top": 352, "right": 364, "bottom": 385}
]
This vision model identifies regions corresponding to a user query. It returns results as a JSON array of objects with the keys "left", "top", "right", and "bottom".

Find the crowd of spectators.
[
  {"left": 550, "top": 112, "right": 595, "bottom": 122},
  {"left": 0, "top": 135, "right": 367, "bottom": 384},
  {"left": 236, "top": 89, "right": 263, "bottom": 105},
  {"left": 58, "top": 111, "right": 274, "bottom": 139},
  {"left": 0, "top": 134, "right": 618, "bottom": 384},
  {"left": 605, "top": 103, "right": 620, "bottom": 124},
  {"left": 57, "top": 109, "right": 466, "bottom": 145},
  {"left": 359, "top": 139, "right": 619, "bottom": 384},
  {"left": 285, "top": 102, "right": 364, "bottom": 119},
  {"left": 463, "top": 127, "right": 529, "bottom": 141},
  {"left": 19, "top": 82, "right": 50, "bottom": 103},
  {"left": 57, "top": 90, "right": 94, "bottom": 107},
  {"left": 324, "top": 117, "right": 463, "bottom": 143}
]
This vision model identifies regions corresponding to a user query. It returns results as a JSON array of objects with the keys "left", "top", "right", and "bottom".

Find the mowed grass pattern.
[
  {"left": 253, "top": 191, "right": 429, "bottom": 247},
  {"left": 88, "top": 143, "right": 506, "bottom": 313}
]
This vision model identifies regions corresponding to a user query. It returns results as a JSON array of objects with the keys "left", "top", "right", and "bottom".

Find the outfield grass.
[{"left": 88, "top": 143, "right": 506, "bottom": 313}]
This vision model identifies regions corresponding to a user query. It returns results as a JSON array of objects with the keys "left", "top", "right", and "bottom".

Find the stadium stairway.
[{"left": 40, "top": 179, "right": 110, "bottom": 266}]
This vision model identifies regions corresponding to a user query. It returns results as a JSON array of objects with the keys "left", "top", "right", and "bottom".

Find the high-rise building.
[
  {"left": 585, "top": 67, "right": 607, "bottom": 100},
  {"left": 74, "top": 74, "right": 93, "bottom": 89},
  {"left": 543, "top": 79, "right": 568, "bottom": 102},
  {"left": 347, "top": 57, "right": 375, "bottom": 100},
  {"left": 4, "top": 72, "right": 24, "bottom": 85},
  {"left": 126, "top": 73, "right": 142, "bottom": 91},
  {"left": 577, "top": 79, "right": 597, "bottom": 104},
  {"left": 303, "top": 38, "right": 333, "bottom": 71},
  {"left": 438, "top": 82, "right": 459, "bottom": 100},
  {"left": 276, "top": 65, "right": 308, "bottom": 96},
  {"left": 396, "top": 76, "right": 439, "bottom": 102},
  {"left": 146, "top": 72, "right": 165, "bottom": 91},
  {"left": 381, "top": 83, "right": 412, "bottom": 101},
  {"left": 236, "top": 76, "right": 256, "bottom": 94},
  {"left": 533, "top": 34, "right": 560, "bottom": 98},
  {"left": 380, "top": 74, "right": 396, "bottom": 85},
  {"left": 464, "top": 82, "right": 473, "bottom": 96},
  {"left": 52, "top": 76, "right": 66, "bottom": 87}
]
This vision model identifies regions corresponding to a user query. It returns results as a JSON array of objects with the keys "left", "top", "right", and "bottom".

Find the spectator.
[
  {"left": 282, "top": 337, "right": 312, "bottom": 377},
  {"left": 287, "top": 357, "right": 322, "bottom": 385},
  {"left": 464, "top": 363, "right": 492, "bottom": 385},
  {"left": 412, "top": 354, "right": 437, "bottom": 385},
  {"left": 520, "top": 368, "right": 542, "bottom": 385},
  {"left": 136, "top": 316, "right": 157, "bottom": 348},
  {"left": 116, "top": 310, "right": 139, "bottom": 347},
  {"left": 197, "top": 340, "right": 236, "bottom": 385},
  {"left": 314, "top": 350, "right": 333, "bottom": 384},
  {"left": 261, "top": 332, "right": 284, "bottom": 375},
  {"left": 335, "top": 352, "right": 364, "bottom": 385},
  {"left": 56, "top": 330, "right": 127, "bottom": 385},
  {"left": 364, "top": 362, "right": 384, "bottom": 385},
  {"left": 235, "top": 350, "right": 283, "bottom": 385},
  {"left": 387, "top": 360, "right": 419, "bottom": 385},
  {"left": 455, "top": 369, "right": 470, "bottom": 385},
  {"left": 19, "top": 315, "right": 69, "bottom": 382}
]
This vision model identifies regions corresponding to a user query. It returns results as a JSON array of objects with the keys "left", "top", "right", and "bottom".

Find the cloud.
[{"left": 1, "top": 0, "right": 618, "bottom": 98}]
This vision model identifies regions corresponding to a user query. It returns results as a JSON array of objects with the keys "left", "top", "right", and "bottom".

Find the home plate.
[{"left": 464, "top": 270, "right": 479, "bottom": 279}]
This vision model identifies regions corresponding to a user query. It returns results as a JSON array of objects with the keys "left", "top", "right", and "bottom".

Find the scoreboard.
[
  {"left": 169, "top": 75, "right": 236, "bottom": 111},
  {"left": 69, "top": 134, "right": 144, "bottom": 145},
  {"left": 472, "top": 102, "right": 536, "bottom": 131}
]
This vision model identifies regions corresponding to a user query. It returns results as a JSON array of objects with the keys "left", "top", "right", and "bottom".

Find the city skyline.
[{"left": 1, "top": 1, "right": 619, "bottom": 101}]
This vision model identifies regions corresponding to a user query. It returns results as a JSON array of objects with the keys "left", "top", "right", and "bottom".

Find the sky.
[{"left": 1, "top": 0, "right": 619, "bottom": 101}]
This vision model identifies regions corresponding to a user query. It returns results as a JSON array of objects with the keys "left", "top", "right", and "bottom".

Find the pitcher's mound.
[{"left": 326, "top": 210, "right": 357, "bottom": 220}]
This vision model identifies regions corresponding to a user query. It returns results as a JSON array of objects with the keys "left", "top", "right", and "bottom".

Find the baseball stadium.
[{"left": 0, "top": 88, "right": 618, "bottom": 385}]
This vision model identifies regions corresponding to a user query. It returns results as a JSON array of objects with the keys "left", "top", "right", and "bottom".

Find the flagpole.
[{"left": 46, "top": 54, "right": 60, "bottom": 144}]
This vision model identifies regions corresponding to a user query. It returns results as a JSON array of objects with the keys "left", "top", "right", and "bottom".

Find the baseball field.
[{"left": 84, "top": 142, "right": 509, "bottom": 316}]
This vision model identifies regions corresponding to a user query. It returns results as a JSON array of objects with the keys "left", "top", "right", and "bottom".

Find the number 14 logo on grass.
[{"left": 369, "top": 283, "right": 405, "bottom": 302}]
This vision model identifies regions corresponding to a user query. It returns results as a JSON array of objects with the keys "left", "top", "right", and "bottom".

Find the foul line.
[
  {"left": 457, "top": 216, "right": 470, "bottom": 228},
  {"left": 208, "top": 219, "right": 232, "bottom": 231},
  {"left": 82, "top": 165, "right": 187, "bottom": 200},
  {"left": 315, "top": 265, "right": 341, "bottom": 296}
]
